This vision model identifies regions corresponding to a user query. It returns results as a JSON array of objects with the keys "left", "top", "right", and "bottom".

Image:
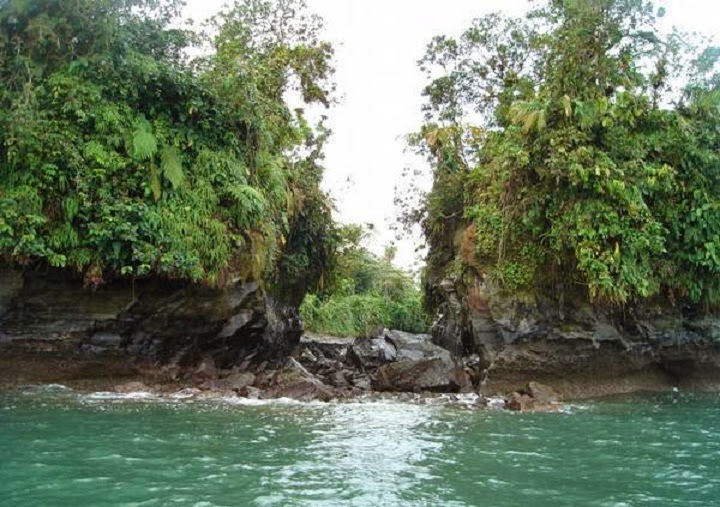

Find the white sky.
[{"left": 185, "top": 0, "right": 720, "bottom": 271}]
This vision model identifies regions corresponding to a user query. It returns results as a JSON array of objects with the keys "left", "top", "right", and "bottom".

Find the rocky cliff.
[
  {"left": 0, "top": 266, "right": 472, "bottom": 403},
  {"left": 430, "top": 266, "right": 720, "bottom": 398},
  {"left": 0, "top": 266, "right": 301, "bottom": 388}
]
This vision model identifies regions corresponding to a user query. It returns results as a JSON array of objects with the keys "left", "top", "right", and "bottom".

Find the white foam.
[
  {"left": 20, "top": 383, "right": 73, "bottom": 393},
  {"left": 82, "top": 391, "right": 159, "bottom": 401}
]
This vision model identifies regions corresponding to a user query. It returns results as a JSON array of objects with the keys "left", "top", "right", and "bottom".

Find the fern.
[
  {"left": 161, "top": 146, "right": 184, "bottom": 189},
  {"left": 62, "top": 196, "right": 79, "bottom": 221},
  {"left": 228, "top": 184, "right": 267, "bottom": 216},
  {"left": 510, "top": 100, "right": 548, "bottom": 133},
  {"left": 132, "top": 122, "right": 158, "bottom": 160}
]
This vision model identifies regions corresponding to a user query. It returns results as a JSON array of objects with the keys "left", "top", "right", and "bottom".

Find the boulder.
[
  {"left": 348, "top": 335, "right": 396, "bottom": 368},
  {"left": 266, "top": 358, "right": 334, "bottom": 401},
  {"left": 352, "top": 374, "right": 372, "bottom": 391},
  {"left": 349, "top": 329, "right": 466, "bottom": 392},
  {"left": 385, "top": 329, "right": 454, "bottom": 364},
  {"left": 375, "top": 358, "right": 465, "bottom": 392}
]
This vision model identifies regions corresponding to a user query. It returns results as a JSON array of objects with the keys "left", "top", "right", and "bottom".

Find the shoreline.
[{"left": 0, "top": 344, "right": 708, "bottom": 413}]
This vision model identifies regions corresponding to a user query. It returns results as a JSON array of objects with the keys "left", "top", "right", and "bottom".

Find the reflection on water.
[
  {"left": 0, "top": 388, "right": 719, "bottom": 506},
  {"left": 263, "top": 403, "right": 448, "bottom": 506}
]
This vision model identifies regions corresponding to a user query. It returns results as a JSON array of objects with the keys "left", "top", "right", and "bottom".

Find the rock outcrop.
[
  {"left": 431, "top": 272, "right": 720, "bottom": 398},
  {"left": 0, "top": 266, "right": 474, "bottom": 400},
  {"left": 308, "top": 329, "right": 469, "bottom": 393},
  {"left": 0, "top": 266, "right": 301, "bottom": 387}
]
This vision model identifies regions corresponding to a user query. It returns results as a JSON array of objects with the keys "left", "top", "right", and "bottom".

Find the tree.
[
  {"left": 0, "top": 0, "right": 336, "bottom": 295},
  {"left": 300, "top": 224, "right": 428, "bottom": 336},
  {"left": 415, "top": 0, "right": 720, "bottom": 304}
]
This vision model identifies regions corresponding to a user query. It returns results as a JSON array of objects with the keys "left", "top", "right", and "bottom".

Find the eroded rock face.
[
  {"left": 0, "top": 266, "right": 302, "bottom": 386},
  {"left": 431, "top": 274, "right": 720, "bottom": 398}
]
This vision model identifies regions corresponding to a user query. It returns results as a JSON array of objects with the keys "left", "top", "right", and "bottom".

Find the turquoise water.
[{"left": 1, "top": 388, "right": 719, "bottom": 506}]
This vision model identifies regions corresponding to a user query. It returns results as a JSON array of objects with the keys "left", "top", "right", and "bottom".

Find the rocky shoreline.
[
  {"left": 0, "top": 327, "right": 563, "bottom": 412},
  {"left": 1, "top": 266, "right": 716, "bottom": 411}
]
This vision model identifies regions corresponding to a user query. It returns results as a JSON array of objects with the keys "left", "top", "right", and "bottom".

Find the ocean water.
[{"left": 1, "top": 387, "right": 719, "bottom": 506}]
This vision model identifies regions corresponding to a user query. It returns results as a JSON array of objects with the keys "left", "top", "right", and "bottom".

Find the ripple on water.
[{"left": 0, "top": 389, "right": 719, "bottom": 506}]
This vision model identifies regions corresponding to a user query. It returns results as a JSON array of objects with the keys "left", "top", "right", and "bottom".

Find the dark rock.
[
  {"left": 266, "top": 358, "right": 334, "bottom": 401},
  {"left": 348, "top": 335, "right": 396, "bottom": 369},
  {"left": 385, "top": 330, "right": 449, "bottom": 362},
  {"left": 300, "top": 348, "right": 318, "bottom": 363},
  {"left": 371, "top": 330, "right": 466, "bottom": 392},
  {"left": 0, "top": 266, "right": 302, "bottom": 372},
  {"left": 375, "top": 358, "right": 465, "bottom": 392},
  {"left": 88, "top": 332, "right": 122, "bottom": 348},
  {"left": 194, "top": 357, "right": 218, "bottom": 380},
  {"left": 225, "top": 372, "right": 256, "bottom": 391},
  {"left": 429, "top": 271, "right": 720, "bottom": 398},
  {"left": 326, "top": 370, "right": 349, "bottom": 388}
]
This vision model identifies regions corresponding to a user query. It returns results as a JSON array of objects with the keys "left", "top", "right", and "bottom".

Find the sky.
[{"left": 185, "top": 0, "right": 720, "bottom": 271}]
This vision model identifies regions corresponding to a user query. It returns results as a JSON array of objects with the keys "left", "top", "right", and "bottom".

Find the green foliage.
[
  {"left": 300, "top": 225, "right": 428, "bottom": 336},
  {"left": 0, "top": 0, "right": 336, "bottom": 292},
  {"left": 416, "top": 0, "right": 720, "bottom": 305}
]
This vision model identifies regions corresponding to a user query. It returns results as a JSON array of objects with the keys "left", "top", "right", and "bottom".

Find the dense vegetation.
[
  {"left": 300, "top": 224, "right": 428, "bottom": 336},
  {"left": 412, "top": 0, "right": 720, "bottom": 306},
  {"left": 0, "top": 0, "right": 335, "bottom": 296}
]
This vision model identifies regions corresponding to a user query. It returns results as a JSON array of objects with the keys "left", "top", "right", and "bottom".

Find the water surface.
[{"left": 1, "top": 388, "right": 718, "bottom": 506}]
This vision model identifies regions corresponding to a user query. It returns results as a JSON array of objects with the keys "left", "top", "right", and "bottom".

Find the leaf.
[
  {"left": 161, "top": 146, "right": 184, "bottom": 189},
  {"left": 149, "top": 163, "right": 162, "bottom": 201},
  {"left": 562, "top": 95, "right": 572, "bottom": 118},
  {"left": 63, "top": 196, "right": 79, "bottom": 221},
  {"left": 132, "top": 129, "right": 158, "bottom": 161}
]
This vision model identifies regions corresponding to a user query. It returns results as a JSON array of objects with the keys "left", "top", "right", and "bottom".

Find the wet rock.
[
  {"left": 173, "top": 387, "right": 201, "bottom": 398},
  {"left": 375, "top": 358, "right": 465, "bottom": 392},
  {"left": 487, "top": 397, "right": 507, "bottom": 410},
  {"left": 266, "top": 358, "right": 334, "bottom": 401},
  {"left": 237, "top": 385, "right": 262, "bottom": 399},
  {"left": 197, "top": 379, "right": 221, "bottom": 391},
  {"left": 114, "top": 381, "right": 150, "bottom": 393},
  {"left": 225, "top": 372, "right": 256, "bottom": 391},
  {"left": 506, "top": 383, "right": 563, "bottom": 412},
  {"left": 506, "top": 391, "right": 535, "bottom": 412},
  {"left": 527, "top": 381, "right": 562, "bottom": 403}
]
